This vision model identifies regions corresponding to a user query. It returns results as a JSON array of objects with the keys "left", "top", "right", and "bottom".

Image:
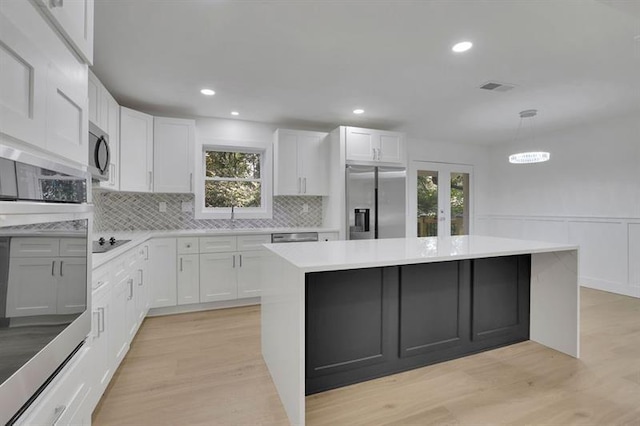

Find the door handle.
[
  {"left": 239, "top": 254, "right": 242, "bottom": 268},
  {"left": 98, "top": 307, "right": 105, "bottom": 333},
  {"left": 297, "top": 177, "right": 301, "bottom": 194},
  {"left": 303, "top": 177, "right": 306, "bottom": 194},
  {"left": 52, "top": 260, "right": 55, "bottom": 276},
  {"left": 189, "top": 173, "right": 193, "bottom": 192},
  {"left": 128, "top": 278, "right": 134, "bottom": 300},
  {"left": 138, "top": 269, "right": 144, "bottom": 286},
  {"left": 180, "top": 257, "right": 183, "bottom": 272},
  {"left": 52, "top": 404, "right": 67, "bottom": 425},
  {"left": 59, "top": 261, "right": 64, "bottom": 277}
]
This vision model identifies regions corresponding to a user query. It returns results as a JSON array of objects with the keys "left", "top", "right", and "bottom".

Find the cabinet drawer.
[
  {"left": 17, "top": 347, "right": 89, "bottom": 425},
  {"left": 10, "top": 237, "right": 59, "bottom": 257},
  {"left": 92, "top": 264, "right": 112, "bottom": 291},
  {"left": 237, "top": 234, "right": 271, "bottom": 251},
  {"left": 199, "top": 236, "right": 237, "bottom": 253},
  {"left": 177, "top": 237, "right": 199, "bottom": 254},
  {"left": 59, "top": 238, "right": 87, "bottom": 257}
]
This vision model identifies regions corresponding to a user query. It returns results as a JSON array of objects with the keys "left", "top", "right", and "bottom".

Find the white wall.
[
  {"left": 476, "top": 111, "right": 640, "bottom": 297},
  {"left": 196, "top": 117, "right": 276, "bottom": 148}
]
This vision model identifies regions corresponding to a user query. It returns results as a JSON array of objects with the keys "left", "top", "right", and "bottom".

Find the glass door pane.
[
  {"left": 417, "top": 170, "right": 438, "bottom": 237},
  {"left": 450, "top": 172, "right": 470, "bottom": 235}
]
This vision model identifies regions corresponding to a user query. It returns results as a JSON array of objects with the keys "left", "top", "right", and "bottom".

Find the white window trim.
[{"left": 194, "top": 142, "right": 272, "bottom": 220}]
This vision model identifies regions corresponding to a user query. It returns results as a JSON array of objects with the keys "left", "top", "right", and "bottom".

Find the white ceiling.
[{"left": 93, "top": 0, "right": 640, "bottom": 145}]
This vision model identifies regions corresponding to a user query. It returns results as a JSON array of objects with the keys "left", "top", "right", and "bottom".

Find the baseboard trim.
[
  {"left": 581, "top": 278, "right": 640, "bottom": 298},
  {"left": 147, "top": 297, "right": 261, "bottom": 316}
]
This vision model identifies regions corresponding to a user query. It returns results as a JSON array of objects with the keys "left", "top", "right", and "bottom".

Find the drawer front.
[
  {"left": 125, "top": 249, "right": 139, "bottom": 269},
  {"left": 16, "top": 347, "right": 89, "bottom": 425},
  {"left": 59, "top": 238, "right": 87, "bottom": 257},
  {"left": 10, "top": 237, "right": 59, "bottom": 257},
  {"left": 199, "top": 236, "right": 237, "bottom": 253},
  {"left": 236, "top": 234, "right": 271, "bottom": 251},
  {"left": 92, "top": 264, "right": 112, "bottom": 291},
  {"left": 177, "top": 237, "right": 199, "bottom": 254},
  {"left": 111, "top": 256, "right": 128, "bottom": 280}
]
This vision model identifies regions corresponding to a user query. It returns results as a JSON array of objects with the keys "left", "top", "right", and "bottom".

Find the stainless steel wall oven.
[{"left": 0, "top": 145, "right": 92, "bottom": 424}]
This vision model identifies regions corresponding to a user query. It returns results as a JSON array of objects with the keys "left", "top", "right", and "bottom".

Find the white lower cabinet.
[
  {"left": 178, "top": 254, "right": 200, "bottom": 305},
  {"left": 236, "top": 251, "right": 270, "bottom": 298},
  {"left": 111, "top": 272, "right": 130, "bottom": 366},
  {"left": 88, "top": 283, "right": 112, "bottom": 411},
  {"left": 199, "top": 253, "right": 237, "bottom": 302},
  {"left": 149, "top": 238, "right": 177, "bottom": 308}
]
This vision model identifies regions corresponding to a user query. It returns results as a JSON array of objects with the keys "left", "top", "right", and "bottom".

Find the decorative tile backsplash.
[{"left": 93, "top": 191, "right": 323, "bottom": 232}]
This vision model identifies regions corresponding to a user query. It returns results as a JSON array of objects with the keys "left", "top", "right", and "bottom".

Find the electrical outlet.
[
  {"left": 302, "top": 203, "right": 309, "bottom": 213},
  {"left": 182, "top": 201, "right": 193, "bottom": 212},
  {"left": 158, "top": 201, "right": 167, "bottom": 213}
]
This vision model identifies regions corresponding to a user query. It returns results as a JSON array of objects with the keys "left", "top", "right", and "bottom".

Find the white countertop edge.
[
  {"left": 92, "top": 227, "right": 339, "bottom": 269},
  {"left": 263, "top": 236, "right": 579, "bottom": 273}
]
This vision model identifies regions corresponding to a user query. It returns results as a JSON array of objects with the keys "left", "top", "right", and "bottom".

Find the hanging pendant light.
[{"left": 508, "top": 109, "right": 550, "bottom": 164}]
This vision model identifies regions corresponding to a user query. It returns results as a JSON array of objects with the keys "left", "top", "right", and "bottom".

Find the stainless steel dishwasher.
[{"left": 271, "top": 232, "right": 319, "bottom": 244}]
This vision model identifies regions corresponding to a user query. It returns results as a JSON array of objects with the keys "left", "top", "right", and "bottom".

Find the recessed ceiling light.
[
  {"left": 200, "top": 88, "right": 215, "bottom": 96},
  {"left": 231, "top": 111, "right": 239, "bottom": 116},
  {"left": 353, "top": 109, "right": 365, "bottom": 114},
  {"left": 452, "top": 41, "right": 473, "bottom": 53}
]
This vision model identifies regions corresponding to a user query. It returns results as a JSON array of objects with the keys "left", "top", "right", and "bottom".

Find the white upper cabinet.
[
  {"left": 153, "top": 117, "right": 195, "bottom": 193},
  {"left": 46, "top": 62, "right": 88, "bottom": 165},
  {"left": 87, "top": 71, "right": 100, "bottom": 125},
  {"left": 33, "top": 0, "right": 94, "bottom": 64},
  {"left": 273, "top": 129, "right": 329, "bottom": 196},
  {"left": 345, "top": 127, "right": 405, "bottom": 165},
  {"left": 120, "top": 107, "right": 153, "bottom": 192},
  {"left": 0, "top": 13, "right": 47, "bottom": 151},
  {"left": 1, "top": 3, "right": 89, "bottom": 165}
]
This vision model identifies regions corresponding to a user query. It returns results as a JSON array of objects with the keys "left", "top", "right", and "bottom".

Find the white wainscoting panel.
[{"left": 522, "top": 219, "right": 569, "bottom": 244}]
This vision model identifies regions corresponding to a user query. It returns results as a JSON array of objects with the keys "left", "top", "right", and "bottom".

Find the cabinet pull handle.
[
  {"left": 232, "top": 255, "right": 236, "bottom": 268},
  {"left": 128, "top": 278, "right": 134, "bottom": 300},
  {"left": 93, "top": 311, "right": 100, "bottom": 337},
  {"left": 144, "top": 246, "right": 149, "bottom": 260},
  {"left": 138, "top": 269, "right": 144, "bottom": 286},
  {"left": 297, "top": 177, "right": 301, "bottom": 194},
  {"left": 59, "top": 261, "right": 64, "bottom": 277},
  {"left": 303, "top": 177, "right": 307, "bottom": 194},
  {"left": 149, "top": 171, "right": 153, "bottom": 191},
  {"left": 239, "top": 254, "right": 242, "bottom": 268},
  {"left": 190, "top": 173, "right": 193, "bottom": 192},
  {"left": 52, "top": 404, "right": 67, "bottom": 425},
  {"left": 180, "top": 257, "right": 183, "bottom": 272},
  {"left": 52, "top": 261, "right": 55, "bottom": 276},
  {"left": 98, "top": 307, "right": 105, "bottom": 333}
]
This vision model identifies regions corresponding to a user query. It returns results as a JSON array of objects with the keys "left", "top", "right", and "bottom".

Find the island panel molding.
[{"left": 261, "top": 235, "right": 579, "bottom": 426}]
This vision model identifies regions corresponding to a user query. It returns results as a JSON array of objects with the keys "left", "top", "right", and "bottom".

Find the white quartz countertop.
[
  {"left": 263, "top": 235, "right": 578, "bottom": 273},
  {"left": 92, "top": 227, "right": 339, "bottom": 269}
]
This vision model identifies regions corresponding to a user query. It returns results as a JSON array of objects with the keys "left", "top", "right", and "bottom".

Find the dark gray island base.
[{"left": 305, "top": 255, "right": 531, "bottom": 394}]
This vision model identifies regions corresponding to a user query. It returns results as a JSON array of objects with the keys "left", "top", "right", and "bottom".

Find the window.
[{"left": 195, "top": 145, "right": 272, "bottom": 219}]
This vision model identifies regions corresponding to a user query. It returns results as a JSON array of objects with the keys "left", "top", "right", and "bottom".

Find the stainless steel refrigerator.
[{"left": 346, "top": 165, "right": 406, "bottom": 240}]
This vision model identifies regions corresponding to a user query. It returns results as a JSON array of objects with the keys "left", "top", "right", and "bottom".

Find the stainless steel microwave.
[{"left": 88, "top": 122, "right": 110, "bottom": 181}]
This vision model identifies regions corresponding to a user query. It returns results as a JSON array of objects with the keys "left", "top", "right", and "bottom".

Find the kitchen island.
[{"left": 261, "top": 236, "right": 579, "bottom": 426}]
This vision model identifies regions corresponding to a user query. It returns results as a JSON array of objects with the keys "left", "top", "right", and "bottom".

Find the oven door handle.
[{"left": 95, "top": 136, "right": 110, "bottom": 174}]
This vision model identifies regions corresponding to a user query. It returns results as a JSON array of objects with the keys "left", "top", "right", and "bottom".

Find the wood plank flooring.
[{"left": 93, "top": 288, "right": 640, "bottom": 425}]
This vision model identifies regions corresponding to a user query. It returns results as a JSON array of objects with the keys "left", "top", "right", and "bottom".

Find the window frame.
[{"left": 195, "top": 142, "right": 272, "bottom": 220}]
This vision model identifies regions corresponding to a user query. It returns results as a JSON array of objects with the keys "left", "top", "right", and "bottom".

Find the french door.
[{"left": 408, "top": 161, "right": 473, "bottom": 237}]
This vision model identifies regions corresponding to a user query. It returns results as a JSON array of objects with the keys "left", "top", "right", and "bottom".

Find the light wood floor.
[{"left": 93, "top": 288, "right": 640, "bottom": 425}]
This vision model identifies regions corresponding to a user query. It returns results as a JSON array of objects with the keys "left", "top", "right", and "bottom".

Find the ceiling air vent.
[{"left": 479, "top": 81, "right": 516, "bottom": 92}]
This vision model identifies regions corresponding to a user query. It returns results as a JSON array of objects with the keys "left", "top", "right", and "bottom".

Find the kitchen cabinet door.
[
  {"left": 33, "top": 0, "right": 94, "bottom": 64},
  {"left": 297, "top": 132, "right": 328, "bottom": 195},
  {"left": 178, "top": 254, "right": 200, "bottom": 305},
  {"left": 345, "top": 127, "right": 377, "bottom": 162},
  {"left": 6, "top": 258, "right": 58, "bottom": 317},
  {"left": 199, "top": 253, "right": 237, "bottom": 302},
  {"left": 153, "top": 117, "right": 195, "bottom": 193},
  {"left": 120, "top": 106, "right": 153, "bottom": 192},
  {"left": 0, "top": 13, "right": 47, "bottom": 151},
  {"left": 56, "top": 257, "right": 87, "bottom": 315},
  {"left": 377, "top": 131, "right": 404, "bottom": 164},
  {"left": 134, "top": 249, "right": 149, "bottom": 322},
  {"left": 236, "top": 251, "right": 268, "bottom": 298},
  {"left": 88, "top": 285, "right": 112, "bottom": 411},
  {"left": 110, "top": 273, "right": 130, "bottom": 367},
  {"left": 87, "top": 71, "right": 101, "bottom": 126},
  {"left": 125, "top": 275, "right": 137, "bottom": 340},
  {"left": 273, "top": 129, "right": 300, "bottom": 195},
  {"left": 149, "top": 238, "right": 177, "bottom": 308},
  {"left": 45, "top": 63, "right": 88, "bottom": 165}
]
